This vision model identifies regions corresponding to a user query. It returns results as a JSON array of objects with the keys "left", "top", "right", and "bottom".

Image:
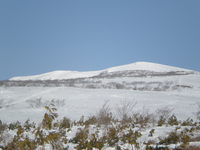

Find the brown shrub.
[
  {"left": 190, "top": 135, "right": 200, "bottom": 142},
  {"left": 181, "top": 146, "right": 200, "bottom": 150}
]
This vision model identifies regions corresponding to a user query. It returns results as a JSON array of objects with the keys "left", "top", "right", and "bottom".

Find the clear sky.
[{"left": 0, "top": 0, "right": 200, "bottom": 80}]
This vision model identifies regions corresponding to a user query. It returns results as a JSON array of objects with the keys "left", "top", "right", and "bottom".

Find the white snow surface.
[
  {"left": 10, "top": 61, "right": 193, "bottom": 81},
  {"left": 106, "top": 61, "right": 191, "bottom": 73},
  {"left": 1, "top": 62, "right": 200, "bottom": 123},
  {"left": 10, "top": 70, "right": 102, "bottom": 81},
  {"left": 0, "top": 86, "right": 200, "bottom": 123}
]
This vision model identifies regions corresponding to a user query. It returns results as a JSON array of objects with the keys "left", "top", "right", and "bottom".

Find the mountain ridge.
[{"left": 10, "top": 61, "right": 194, "bottom": 81}]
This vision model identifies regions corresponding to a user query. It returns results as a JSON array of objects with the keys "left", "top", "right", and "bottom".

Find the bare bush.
[
  {"left": 132, "top": 109, "right": 155, "bottom": 128},
  {"left": 27, "top": 97, "right": 43, "bottom": 108},
  {"left": 116, "top": 100, "right": 137, "bottom": 123},
  {"left": 96, "top": 101, "right": 113, "bottom": 125},
  {"left": 157, "top": 106, "right": 173, "bottom": 119},
  {"left": 27, "top": 98, "right": 65, "bottom": 108},
  {"left": 156, "top": 106, "right": 174, "bottom": 126}
]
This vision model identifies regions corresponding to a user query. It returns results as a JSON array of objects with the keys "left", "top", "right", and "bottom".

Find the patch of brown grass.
[{"left": 182, "top": 146, "right": 200, "bottom": 150}]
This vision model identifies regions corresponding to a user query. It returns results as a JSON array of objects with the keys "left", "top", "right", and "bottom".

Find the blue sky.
[{"left": 0, "top": 0, "right": 200, "bottom": 80}]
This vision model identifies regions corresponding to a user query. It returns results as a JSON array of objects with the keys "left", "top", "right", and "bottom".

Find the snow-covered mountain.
[
  {"left": 5, "top": 61, "right": 199, "bottom": 92},
  {"left": 10, "top": 62, "right": 193, "bottom": 81},
  {"left": 0, "top": 62, "right": 200, "bottom": 123}
]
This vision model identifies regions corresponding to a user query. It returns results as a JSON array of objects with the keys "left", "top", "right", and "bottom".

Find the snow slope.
[
  {"left": 105, "top": 61, "right": 192, "bottom": 73},
  {"left": 0, "top": 62, "right": 199, "bottom": 123},
  {"left": 0, "top": 86, "right": 199, "bottom": 123},
  {"left": 10, "top": 70, "right": 102, "bottom": 81},
  {"left": 10, "top": 62, "right": 193, "bottom": 81}
]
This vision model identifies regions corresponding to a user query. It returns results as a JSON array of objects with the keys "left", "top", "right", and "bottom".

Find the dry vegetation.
[{"left": 0, "top": 101, "right": 200, "bottom": 150}]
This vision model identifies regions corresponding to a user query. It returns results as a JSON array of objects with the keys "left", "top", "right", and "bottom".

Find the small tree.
[
  {"left": 59, "top": 117, "right": 71, "bottom": 129},
  {"left": 168, "top": 114, "right": 179, "bottom": 126},
  {"left": 42, "top": 104, "right": 58, "bottom": 130}
]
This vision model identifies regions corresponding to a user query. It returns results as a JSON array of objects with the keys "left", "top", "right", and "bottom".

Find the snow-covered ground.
[
  {"left": 0, "top": 86, "right": 199, "bottom": 123},
  {"left": 0, "top": 62, "right": 199, "bottom": 122}
]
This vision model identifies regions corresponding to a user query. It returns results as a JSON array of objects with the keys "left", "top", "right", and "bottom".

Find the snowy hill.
[
  {"left": 3, "top": 61, "right": 198, "bottom": 92},
  {"left": 0, "top": 62, "right": 200, "bottom": 123},
  {"left": 105, "top": 61, "right": 192, "bottom": 73},
  {"left": 10, "top": 62, "right": 193, "bottom": 81}
]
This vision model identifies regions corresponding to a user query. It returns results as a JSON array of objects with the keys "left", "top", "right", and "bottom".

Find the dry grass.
[
  {"left": 190, "top": 136, "right": 200, "bottom": 142},
  {"left": 96, "top": 101, "right": 114, "bottom": 125},
  {"left": 182, "top": 146, "right": 200, "bottom": 150}
]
